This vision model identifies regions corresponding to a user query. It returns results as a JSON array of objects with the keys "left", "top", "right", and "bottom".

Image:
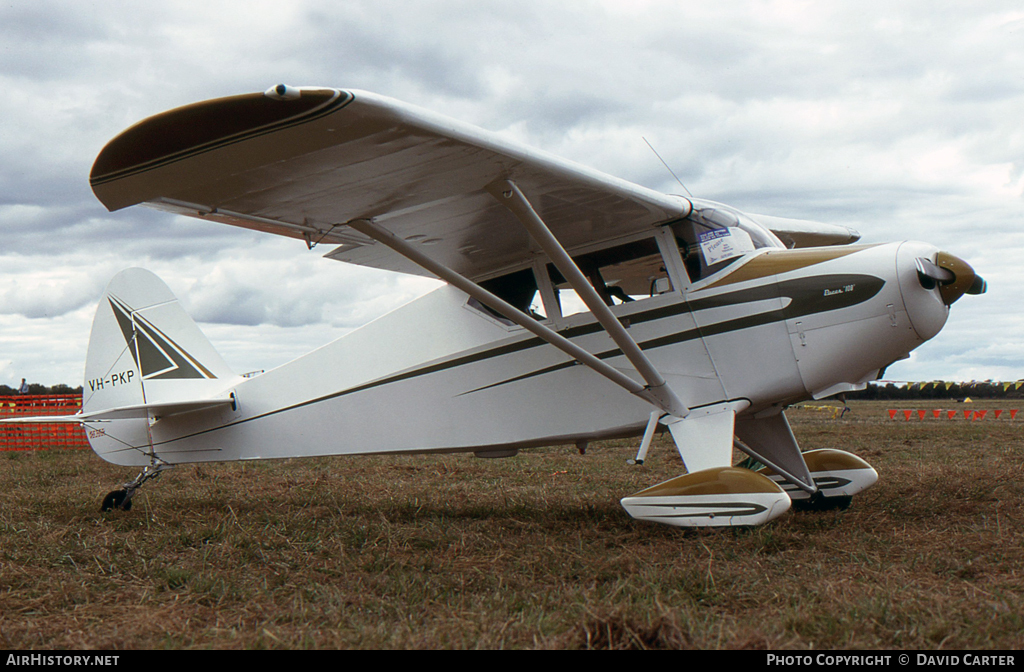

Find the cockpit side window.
[{"left": 548, "top": 236, "right": 674, "bottom": 317}]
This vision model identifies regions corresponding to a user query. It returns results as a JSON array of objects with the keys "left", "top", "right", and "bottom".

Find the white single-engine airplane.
[{"left": 8, "top": 85, "right": 985, "bottom": 527}]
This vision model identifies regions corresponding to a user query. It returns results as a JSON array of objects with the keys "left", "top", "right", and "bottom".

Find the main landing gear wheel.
[{"left": 791, "top": 493, "right": 852, "bottom": 512}]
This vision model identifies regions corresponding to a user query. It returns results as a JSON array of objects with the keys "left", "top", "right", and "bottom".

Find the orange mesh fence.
[{"left": 0, "top": 394, "right": 89, "bottom": 451}]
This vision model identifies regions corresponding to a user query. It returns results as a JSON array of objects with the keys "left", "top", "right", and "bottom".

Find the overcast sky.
[{"left": 1, "top": 1, "right": 1021, "bottom": 388}]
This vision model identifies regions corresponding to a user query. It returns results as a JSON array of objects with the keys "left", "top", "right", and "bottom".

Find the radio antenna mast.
[{"left": 643, "top": 137, "right": 692, "bottom": 198}]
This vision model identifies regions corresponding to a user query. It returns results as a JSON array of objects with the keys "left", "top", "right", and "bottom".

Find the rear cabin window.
[
  {"left": 470, "top": 268, "right": 546, "bottom": 324},
  {"left": 467, "top": 234, "right": 675, "bottom": 323}
]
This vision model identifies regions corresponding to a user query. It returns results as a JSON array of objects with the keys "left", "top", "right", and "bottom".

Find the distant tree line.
[
  {"left": 0, "top": 383, "right": 83, "bottom": 396},
  {"left": 847, "top": 381, "right": 1024, "bottom": 401}
]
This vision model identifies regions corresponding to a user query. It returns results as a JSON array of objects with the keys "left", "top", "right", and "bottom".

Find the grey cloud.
[
  {"left": 0, "top": 5, "right": 109, "bottom": 80},
  {"left": 0, "top": 270, "right": 105, "bottom": 319},
  {"left": 189, "top": 284, "right": 269, "bottom": 327},
  {"left": 1, "top": 0, "right": 1022, "bottom": 384},
  {"left": 0, "top": 205, "right": 260, "bottom": 261}
]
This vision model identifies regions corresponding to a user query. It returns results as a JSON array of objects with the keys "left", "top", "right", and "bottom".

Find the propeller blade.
[{"left": 915, "top": 257, "right": 955, "bottom": 289}]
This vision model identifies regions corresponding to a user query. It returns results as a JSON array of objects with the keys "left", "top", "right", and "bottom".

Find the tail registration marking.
[{"left": 88, "top": 370, "right": 135, "bottom": 392}]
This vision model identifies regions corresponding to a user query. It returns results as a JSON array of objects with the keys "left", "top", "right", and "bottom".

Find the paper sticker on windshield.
[{"left": 699, "top": 228, "right": 754, "bottom": 266}]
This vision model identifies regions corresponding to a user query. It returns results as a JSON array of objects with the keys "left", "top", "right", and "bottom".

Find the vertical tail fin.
[{"left": 83, "top": 268, "right": 237, "bottom": 465}]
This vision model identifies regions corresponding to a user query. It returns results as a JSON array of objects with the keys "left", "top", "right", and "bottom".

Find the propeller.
[{"left": 916, "top": 253, "right": 986, "bottom": 305}]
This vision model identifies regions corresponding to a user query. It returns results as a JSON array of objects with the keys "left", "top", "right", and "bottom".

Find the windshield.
[{"left": 672, "top": 199, "right": 784, "bottom": 281}]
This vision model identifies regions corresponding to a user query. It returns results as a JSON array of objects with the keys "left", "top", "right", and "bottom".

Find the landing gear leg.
[
  {"left": 101, "top": 462, "right": 172, "bottom": 512},
  {"left": 627, "top": 411, "right": 661, "bottom": 466}
]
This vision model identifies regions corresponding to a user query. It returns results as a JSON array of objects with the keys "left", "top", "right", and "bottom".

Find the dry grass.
[{"left": 1, "top": 400, "right": 1022, "bottom": 649}]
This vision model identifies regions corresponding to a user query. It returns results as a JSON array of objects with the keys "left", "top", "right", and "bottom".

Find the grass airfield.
[{"left": 1, "top": 400, "right": 1022, "bottom": 649}]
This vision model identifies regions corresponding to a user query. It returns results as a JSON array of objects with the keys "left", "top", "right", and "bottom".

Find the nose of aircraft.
[{"left": 897, "top": 243, "right": 986, "bottom": 342}]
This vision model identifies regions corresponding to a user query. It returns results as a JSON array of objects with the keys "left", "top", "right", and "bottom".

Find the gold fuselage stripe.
[{"left": 704, "top": 244, "right": 880, "bottom": 289}]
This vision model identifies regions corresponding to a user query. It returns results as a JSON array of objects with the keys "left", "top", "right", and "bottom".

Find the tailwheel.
[
  {"left": 620, "top": 466, "right": 791, "bottom": 528},
  {"left": 760, "top": 449, "right": 878, "bottom": 510},
  {"left": 99, "top": 463, "right": 171, "bottom": 513},
  {"left": 101, "top": 489, "right": 132, "bottom": 512}
]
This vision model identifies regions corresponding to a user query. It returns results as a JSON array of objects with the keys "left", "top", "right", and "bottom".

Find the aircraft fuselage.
[{"left": 86, "top": 237, "right": 949, "bottom": 467}]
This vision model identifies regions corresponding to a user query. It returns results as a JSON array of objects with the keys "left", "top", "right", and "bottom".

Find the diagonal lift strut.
[
  {"left": 344, "top": 217, "right": 686, "bottom": 418},
  {"left": 487, "top": 180, "right": 689, "bottom": 419}
]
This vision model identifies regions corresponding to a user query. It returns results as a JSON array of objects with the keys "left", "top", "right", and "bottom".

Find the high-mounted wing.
[{"left": 91, "top": 86, "right": 689, "bottom": 281}]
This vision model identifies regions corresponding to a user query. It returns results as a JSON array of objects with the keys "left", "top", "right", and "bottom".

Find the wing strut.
[
  {"left": 487, "top": 180, "right": 689, "bottom": 419},
  {"left": 344, "top": 218, "right": 681, "bottom": 416}
]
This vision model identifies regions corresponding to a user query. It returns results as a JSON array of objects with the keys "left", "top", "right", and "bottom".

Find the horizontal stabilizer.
[
  {"left": 0, "top": 395, "right": 236, "bottom": 424},
  {"left": 0, "top": 414, "right": 83, "bottom": 425}
]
